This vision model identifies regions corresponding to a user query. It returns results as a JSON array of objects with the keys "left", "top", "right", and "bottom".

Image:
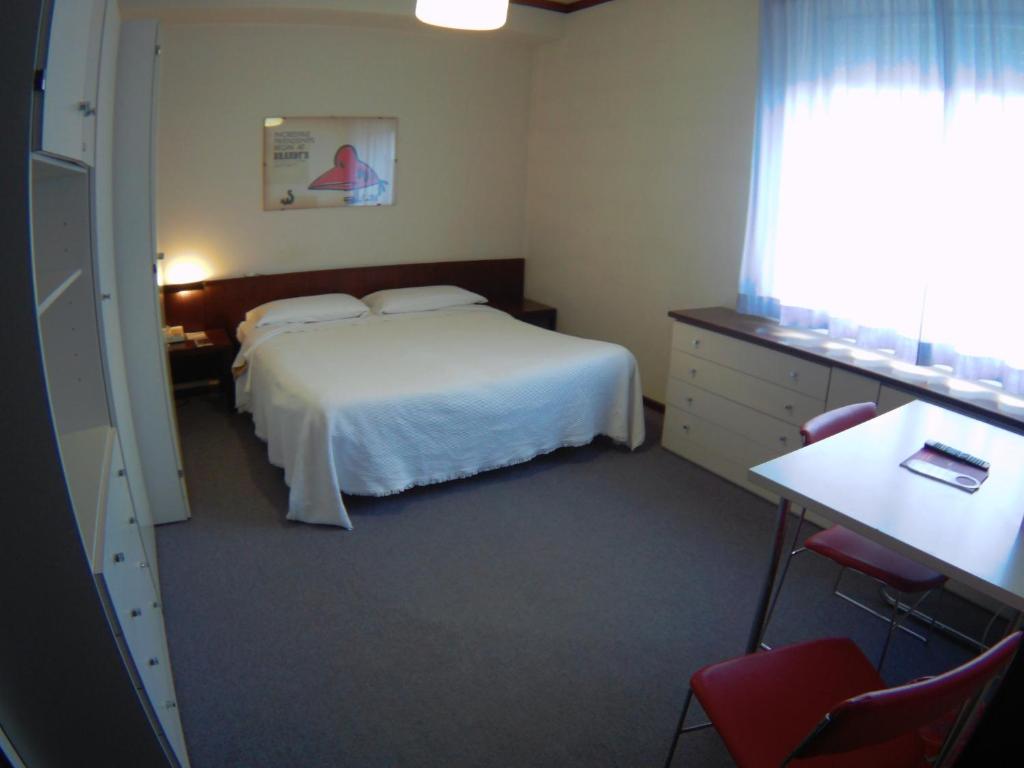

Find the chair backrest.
[
  {"left": 787, "top": 630, "right": 1022, "bottom": 761},
  {"left": 800, "top": 402, "right": 877, "bottom": 446}
]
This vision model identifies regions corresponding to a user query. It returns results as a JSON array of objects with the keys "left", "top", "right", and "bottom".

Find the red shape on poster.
[{"left": 308, "top": 145, "right": 382, "bottom": 191}]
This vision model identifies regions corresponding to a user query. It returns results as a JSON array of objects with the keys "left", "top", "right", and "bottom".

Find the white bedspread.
[{"left": 234, "top": 306, "right": 644, "bottom": 527}]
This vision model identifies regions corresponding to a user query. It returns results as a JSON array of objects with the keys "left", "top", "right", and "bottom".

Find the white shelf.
[
  {"left": 57, "top": 425, "right": 114, "bottom": 571},
  {"left": 37, "top": 268, "right": 83, "bottom": 315},
  {"left": 31, "top": 155, "right": 92, "bottom": 308},
  {"left": 31, "top": 151, "right": 88, "bottom": 179}
]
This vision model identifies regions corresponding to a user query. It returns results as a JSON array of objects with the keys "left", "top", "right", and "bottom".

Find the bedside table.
[
  {"left": 490, "top": 298, "right": 557, "bottom": 330},
  {"left": 166, "top": 328, "right": 235, "bottom": 407}
]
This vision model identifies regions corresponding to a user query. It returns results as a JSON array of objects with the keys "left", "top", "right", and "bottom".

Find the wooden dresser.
[{"left": 663, "top": 307, "right": 1023, "bottom": 503}]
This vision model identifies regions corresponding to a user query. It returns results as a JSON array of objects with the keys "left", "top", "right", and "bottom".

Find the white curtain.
[{"left": 738, "top": 0, "right": 1024, "bottom": 395}]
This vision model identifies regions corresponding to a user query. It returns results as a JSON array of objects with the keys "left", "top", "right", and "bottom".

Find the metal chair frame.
[
  {"left": 879, "top": 587, "right": 1006, "bottom": 652},
  {"left": 662, "top": 688, "right": 706, "bottom": 768},
  {"left": 758, "top": 505, "right": 939, "bottom": 669}
]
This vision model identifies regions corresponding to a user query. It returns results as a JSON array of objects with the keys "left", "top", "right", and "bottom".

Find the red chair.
[
  {"left": 663, "top": 630, "right": 1022, "bottom": 768},
  {"left": 760, "top": 402, "right": 947, "bottom": 670}
]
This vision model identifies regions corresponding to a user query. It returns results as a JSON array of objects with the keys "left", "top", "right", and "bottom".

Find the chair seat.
[
  {"left": 691, "top": 638, "right": 927, "bottom": 768},
  {"left": 805, "top": 525, "right": 947, "bottom": 594}
]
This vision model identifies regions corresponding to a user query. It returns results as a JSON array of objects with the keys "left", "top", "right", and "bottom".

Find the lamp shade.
[{"left": 415, "top": 0, "right": 509, "bottom": 31}]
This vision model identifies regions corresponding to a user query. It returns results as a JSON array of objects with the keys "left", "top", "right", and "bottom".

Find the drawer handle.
[
  {"left": 113, "top": 552, "right": 125, "bottom": 563},
  {"left": 779, "top": 436, "right": 788, "bottom": 444},
  {"left": 148, "top": 657, "right": 160, "bottom": 667},
  {"left": 130, "top": 608, "right": 142, "bottom": 618},
  {"left": 152, "top": 601, "right": 160, "bottom": 609},
  {"left": 788, "top": 371, "right": 799, "bottom": 381},
  {"left": 127, "top": 517, "right": 135, "bottom": 525},
  {"left": 686, "top": 397, "right": 694, "bottom": 405},
  {"left": 682, "top": 424, "right": 690, "bottom": 432},
  {"left": 117, "top": 469, "right": 126, "bottom": 477},
  {"left": 165, "top": 701, "right": 178, "bottom": 710},
  {"left": 784, "top": 404, "right": 794, "bottom": 412},
  {"left": 77, "top": 100, "right": 96, "bottom": 116},
  {"left": 692, "top": 339, "right": 701, "bottom": 348},
  {"left": 689, "top": 368, "right": 698, "bottom": 377}
]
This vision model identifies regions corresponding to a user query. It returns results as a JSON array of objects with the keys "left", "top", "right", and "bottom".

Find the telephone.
[{"left": 163, "top": 325, "right": 186, "bottom": 344}]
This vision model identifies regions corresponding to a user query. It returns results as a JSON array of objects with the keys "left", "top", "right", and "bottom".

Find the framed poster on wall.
[{"left": 263, "top": 116, "right": 397, "bottom": 211}]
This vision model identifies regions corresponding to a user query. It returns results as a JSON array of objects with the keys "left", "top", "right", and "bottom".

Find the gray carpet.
[{"left": 157, "top": 397, "right": 988, "bottom": 768}]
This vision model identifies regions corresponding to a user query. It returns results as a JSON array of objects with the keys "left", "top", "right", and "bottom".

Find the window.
[{"left": 738, "top": 0, "right": 1024, "bottom": 403}]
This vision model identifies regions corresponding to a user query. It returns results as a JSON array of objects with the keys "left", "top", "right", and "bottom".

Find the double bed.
[
  {"left": 234, "top": 304, "right": 644, "bottom": 527},
  {"left": 164, "top": 259, "right": 645, "bottom": 528}
]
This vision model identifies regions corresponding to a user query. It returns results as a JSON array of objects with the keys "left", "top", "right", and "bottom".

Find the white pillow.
[
  {"left": 362, "top": 285, "right": 486, "bottom": 315},
  {"left": 245, "top": 293, "right": 369, "bottom": 327}
]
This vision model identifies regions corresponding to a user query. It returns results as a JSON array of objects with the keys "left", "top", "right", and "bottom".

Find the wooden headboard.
[{"left": 163, "top": 258, "right": 525, "bottom": 336}]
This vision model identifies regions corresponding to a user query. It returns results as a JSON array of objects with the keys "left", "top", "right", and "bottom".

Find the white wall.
[
  {"left": 154, "top": 1, "right": 761, "bottom": 403},
  {"left": 524, "top": 0, "right": 759, "bottom": 401},
  {"left": 155, "top": 21, "right": 535, "bottom": 279}
]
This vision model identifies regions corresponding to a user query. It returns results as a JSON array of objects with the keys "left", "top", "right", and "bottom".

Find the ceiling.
[{"left": 119, "top": 1, "right": 617, "bottom": 39}]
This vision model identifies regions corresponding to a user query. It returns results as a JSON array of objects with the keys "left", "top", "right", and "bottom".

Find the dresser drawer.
[
  {"left": 128, "top": 600, "right": 188, "bottom": 765},
  {"left": 878, "top": 384, "right": 922, "bottom": 414},
  {"left": 119, "top": 560, "right": 160, "bottom": 676},
  {"left": 661, "top": 424, "right": 777, "bottom": 502},
  {"left": 101, "top": 541, "right": 188, "bottom": 764},
  {"left": 666, "top": 378, "right": 802, "bottom": 452},
  {"left": 132, "top": 596, "right": 172, "bottom": 708},
  {"left": 99, "top": 491, "right": 147, "bottom": 636},
  {"left": 662, "top": 406, "right": 784, "bottom": 469},
  {"left": 142, "top": 638, "right": 187, "bottom": 762},
  {"left": 97, "top": 565, "right": 143, "bottom": 651},
  {"left": 825, "top": 367, "right": 881, "bottom": 411},
  {"left": 672, "top": 322, "right": 830, "bottom": 399},
  {"left": 670, "top": 351, "right": 825, "bottom": 427},
  {"left": 662, "top": 407, "right": 784, "bottom": 497}
]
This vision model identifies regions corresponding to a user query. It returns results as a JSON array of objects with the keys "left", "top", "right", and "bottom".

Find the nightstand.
[
  {"left": 490, "top": 298, "right": 557, "bottom": 330},
  {"left": 166, "top": 328, "right": 235, "bottom": 407}
]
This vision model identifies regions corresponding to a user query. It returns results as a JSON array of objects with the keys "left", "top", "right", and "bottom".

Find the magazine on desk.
[{"left": 900, "top": 446, "right": 989, "bottom": 493}]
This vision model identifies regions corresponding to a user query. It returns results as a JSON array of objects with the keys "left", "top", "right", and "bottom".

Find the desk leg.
[{"left": 746, "top": 497, "right": 790, "bottom": 654}]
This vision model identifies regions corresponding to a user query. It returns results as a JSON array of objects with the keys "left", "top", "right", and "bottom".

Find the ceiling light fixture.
[{"left": 415, "top": 0, "right": 509, "bottom": 31}]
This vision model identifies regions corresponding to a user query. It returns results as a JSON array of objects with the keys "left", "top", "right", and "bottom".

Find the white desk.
[{"left": 745, "top": 400, "right": 1024, "bottom": 654}]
